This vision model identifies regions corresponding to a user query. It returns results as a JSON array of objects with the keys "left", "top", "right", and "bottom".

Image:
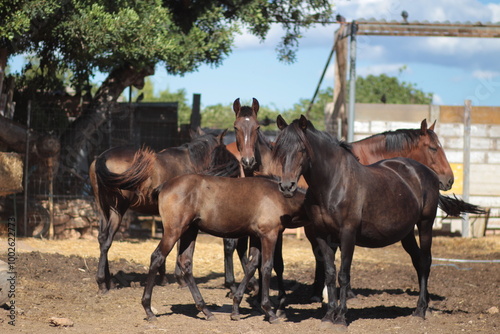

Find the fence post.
[
  {"left": 23, "top": 101, "right": 31, "bottom": 237},
  {"left": 462, "top": 100, "right": 471, "bottom": 237}
]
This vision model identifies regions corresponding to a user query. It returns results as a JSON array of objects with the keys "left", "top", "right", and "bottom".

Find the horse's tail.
[
  {"left": 94, "top": 147, "right": 156, "bottom": 214},
  {"left": 438, "top": 194, "right": 486, "bottom": 217}
]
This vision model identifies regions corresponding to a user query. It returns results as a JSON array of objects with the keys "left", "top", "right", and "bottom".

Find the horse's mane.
[
  {"left": 203, "top": 143, "right": 240, "bottom": 178},
  {"left": 366, "top": 128, "right": 426, "bottom": 152},
  {"left": 184, "top": 133, "right": 220, "bottom": 172}
]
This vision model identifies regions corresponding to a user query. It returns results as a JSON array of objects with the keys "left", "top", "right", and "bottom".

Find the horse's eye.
[
  {"left": 429, "top": 146, "right": 437, "bottom": 152},
  {"left": 256, "top": 126, "right": 260, "bottom": 131}
]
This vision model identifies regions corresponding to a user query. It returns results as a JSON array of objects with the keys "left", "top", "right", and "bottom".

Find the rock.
[
  {"left": 49, "top": 317, "right": 74, "bottom": 327},
  {"left": 487, "top": 306, "right": 499, "bottom": 314}
]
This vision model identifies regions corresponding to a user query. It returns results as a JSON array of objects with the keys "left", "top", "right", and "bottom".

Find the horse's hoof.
[
  {"left": 97, "top": 288, "right": 110, "bottom": 295},
  {"left": 268, "top": 316, "right": 281, "bottom": 324},
  {"left": 230, "top": 313, "right": 241, "bottom": 321},
  {"left": 412, "top": 310, "right": 426, "bottom": 319},
  {"left": 146, "top": 315, "right": 157, "bottom": 322},
  {"left": 320, "top": 320, "right": 347, "bottom": 332},
  {"left": 206, "top": 314, "right": 217, "bottom": 321},
  {"left": 276, "top": 309, "right": 286, "bottom": 319}
]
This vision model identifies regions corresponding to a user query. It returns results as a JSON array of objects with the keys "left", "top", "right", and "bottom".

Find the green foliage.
[
  {"left": 355, "top": 74, "right": 433, "bottom": 104},
  {"left": 2, "top": 0, "right": 334, "bottom": 93}
]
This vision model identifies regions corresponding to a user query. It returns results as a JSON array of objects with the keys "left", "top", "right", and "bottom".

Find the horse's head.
[
  {"left": 409, "top": 120, "right": 454, "bottom": 191},
  {"left": 274, "top": 115, "right": 312, "bottom": 198},
  {"left": 233, "top": 98, "right": 260, "bottom": 172}
]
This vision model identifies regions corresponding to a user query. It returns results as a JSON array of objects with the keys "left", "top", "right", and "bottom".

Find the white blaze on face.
[{"left": 244, "top": 118, "right": 251, "bottom": 145}]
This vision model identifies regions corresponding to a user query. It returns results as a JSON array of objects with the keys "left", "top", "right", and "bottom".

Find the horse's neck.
[
  {"left": 256, "top": 132, "right": 274, "bottom": 173},
  {"left": 351, "top": 134, "right": 408, "bottom": 165},
  {"left": 306, "top": 134, "right": 358, "bottom": 192}
]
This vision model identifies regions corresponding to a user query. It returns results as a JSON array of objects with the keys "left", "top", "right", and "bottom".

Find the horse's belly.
[{"left": 356, "top": 216, "right": 416, "bottom": 247}]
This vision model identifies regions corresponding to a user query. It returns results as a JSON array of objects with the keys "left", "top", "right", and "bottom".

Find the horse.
[
  {"left": 141, "top": 174, "right": 308, "bottom": 324},
  {"left": 273, "top": 115, "right": 484, "bottom": 328},
  {"left": 229, "top": 98, "right": 455, "bottom": 300},
  {"left": 89, "top": 128, "right": 239, "bottom": 293}
]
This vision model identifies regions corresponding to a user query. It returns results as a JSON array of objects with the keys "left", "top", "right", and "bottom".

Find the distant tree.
[{"left": 355, "top": 74, "right": 433, "bottom": 104}]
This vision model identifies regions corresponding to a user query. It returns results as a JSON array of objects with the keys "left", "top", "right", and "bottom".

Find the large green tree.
[{"left": 0, "top": 0, "right": 334, "bottom": 192}]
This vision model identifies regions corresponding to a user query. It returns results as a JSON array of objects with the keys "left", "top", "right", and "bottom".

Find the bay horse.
[
  {"left": 273, "top": 115, "right": 484, "bottom": 328},
  {"left": 89, "top": 129, "right": 239, "bottom": 293},
  {"left": 230, "top": 97, "right": 455, "bottom": 300},
  {"left": 141, "top": 174, "right": 308, "bottom": 324}
]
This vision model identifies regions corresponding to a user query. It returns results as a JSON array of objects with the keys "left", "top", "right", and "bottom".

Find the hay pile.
[{"left": 0, "top": 152, "right": 23, "bottom": 196}]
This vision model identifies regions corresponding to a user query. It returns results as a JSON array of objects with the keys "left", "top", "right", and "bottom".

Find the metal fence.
[{"left": 1, "top": 101, "right": 180, "bottom": 238}]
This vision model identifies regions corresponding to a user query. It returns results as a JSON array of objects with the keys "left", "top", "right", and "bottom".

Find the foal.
[{"left": 141, "top": 175, "right": 307, "bottom": 324}]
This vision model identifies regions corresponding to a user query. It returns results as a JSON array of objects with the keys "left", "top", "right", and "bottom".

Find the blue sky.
[{"left": 9, "top": 0, "right": 500, "bottom": 110}]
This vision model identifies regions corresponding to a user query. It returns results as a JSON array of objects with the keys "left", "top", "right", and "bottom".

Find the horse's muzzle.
[
  {"left": 278, "top": 181, "right": 297, "bottom": 198},
  {"left": 241, "top": 156, "right": 256, "bottom": 171}
]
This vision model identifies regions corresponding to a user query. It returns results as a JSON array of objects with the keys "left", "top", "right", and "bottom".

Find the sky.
[{"left": 8, "top": 0, "right": 500, "bottom": 110}]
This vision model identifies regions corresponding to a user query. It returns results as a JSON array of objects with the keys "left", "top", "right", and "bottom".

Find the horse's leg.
[
  {"left": 402, "top": 226, "right": 432, "bottom": 318},
  {"left": 142, "top": 235, "right": 179, "bottom": 321},
  {"left": 305, "top": 224, "right": 325, "bottom": 302},
  {"left": 259, "top": 235, "right": 280, "bottom": 324},
  {"left": 96, "top": 209, "right": 122, "bottom": 293},
  {"left": 231, "top": 241, "right": 260, "bottom": 321},
  {"left": 236, "top": 236, "right": 260, "bottom": 296},
  {"left": 177, "top": 226, "right": 215, "bottom": 321},
  {"left": 273, "top": 232, "right": 287, "bottom": 318},
  {"left": 223, "top": 238, "right": 238, "bottom": 297},
  {"left": 316, "top": 236, "right": 339, "bottom": 326},
  {"left": 174, "top": 241, "right": 187, "bottom": 287},
  {"left": 336, "top": 228, "right": 357, "bottom": 327}
]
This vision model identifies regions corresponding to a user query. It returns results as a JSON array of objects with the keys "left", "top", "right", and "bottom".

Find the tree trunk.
[{"left": 57, "top": 64, "right": 154, "bottom": 194}]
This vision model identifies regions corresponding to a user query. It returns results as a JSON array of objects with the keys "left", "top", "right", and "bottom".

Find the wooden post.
[
  {"left": 347, "top": 22, "right": 358, "bottom": 142},
  {"left": 462, "top": 100, "right": 471, "bottom": 237},
  {"left": 328, "top": 26, "right": 348, "bottom": 137},
  {"left": 190, "top": 94, "right": 201, "bottom": 131}
]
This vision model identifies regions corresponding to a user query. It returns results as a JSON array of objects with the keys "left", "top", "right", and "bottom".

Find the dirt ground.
[{"left": 0, "top": 233, "right": 499, "bottom": 333}]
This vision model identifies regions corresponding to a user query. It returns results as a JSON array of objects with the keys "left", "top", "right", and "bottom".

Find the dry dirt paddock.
[{"left": 0, "top": 233, "right": 499, "bottom": 334}]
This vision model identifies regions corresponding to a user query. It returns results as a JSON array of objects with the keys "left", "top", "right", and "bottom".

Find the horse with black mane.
[
  {"left": 89, "top": 129, "right": 239, "bottom": 293},
  {"left": 228, "top": 98, "right": 456, "bottom": 300},
  {"left": 273, "top": 115, "right": 484, "bottom": 328}
]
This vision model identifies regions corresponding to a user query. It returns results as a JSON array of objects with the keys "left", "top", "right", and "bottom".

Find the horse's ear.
[
  {"left": 189, "top": 127, "right": 204, "bottom": 139},
  {"left": 218, "top": 129, "right": 228, "bottom": 144},
  {"left": 420, "top": 119, "right": 428, "bottom": 135},
  {"left": 299, "top": 115, "right": 308, "bottom": 131},
  {"left": 429, "top": 120, "right": 436, "bottom": 131},
  {"left": 233, "top": 98, "right": 241, "bottom": 115},
  {"left": 252, "top": 98, "right": 259, "bottom": 115},
  {"left": 276, "top": 115, "right": 288, "bottom": 130}
]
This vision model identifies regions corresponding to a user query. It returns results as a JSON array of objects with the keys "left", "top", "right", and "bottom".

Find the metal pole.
[
  {"left": 23, "top": 101, "right": 31, "bottom": 236},
  {"left": 347, "top": 22, "right": 358, "bottom": 142},
  {"left": 462, "top": 100, "right": 471, "bottom": 237}
]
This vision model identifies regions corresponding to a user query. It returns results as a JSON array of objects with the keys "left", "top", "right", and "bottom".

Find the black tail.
[{"left": 438, "top": 194, "right": 486, "bottom": 217}]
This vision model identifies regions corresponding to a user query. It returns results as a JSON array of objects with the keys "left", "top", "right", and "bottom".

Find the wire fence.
[{"left": 1, "top": 101, "right": 181, "bottom": 239}]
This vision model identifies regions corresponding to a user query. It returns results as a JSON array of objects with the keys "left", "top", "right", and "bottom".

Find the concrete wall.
[{"left": 353, "top": 103, "right": 500, "bottom": 235}]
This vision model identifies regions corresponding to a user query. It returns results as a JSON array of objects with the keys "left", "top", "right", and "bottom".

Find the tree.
[
  {"left": 0, "top": 0, "right": 334, "bottom": 193},
  {"left": 355, "top": 74, "right": 433, "bottom": 104}
]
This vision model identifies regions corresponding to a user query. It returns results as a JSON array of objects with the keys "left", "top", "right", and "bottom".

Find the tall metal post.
[
  {"left": 462, "top": 100, "right": 471, "bottom": 237},
  {"left": 347, "top": 22, "right": 358, "bottom": 142},
  {"left": 23, "top": 101, "right": 31, "bottom": 236}
]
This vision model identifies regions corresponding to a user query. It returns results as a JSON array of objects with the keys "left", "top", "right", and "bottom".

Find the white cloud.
[
  {"left": 432, "top": 93, "right": 445, "bottom": 105},
  {"left": 357, "top": 63, "right": 408, "bottom": 77},
  {"left": 472, "top": 70, "right": 500, "bottom": 79}
]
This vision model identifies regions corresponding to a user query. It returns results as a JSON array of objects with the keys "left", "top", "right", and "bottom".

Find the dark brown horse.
[
  {"left": 230, "top": 98, "right": 455, "bottom": 300},
  {"left": 141, "top": 175, "right": 307, "bottom": 324},
  {"left": 89, "top": 129, "right": 239, "bottom": 293},
  {"left": 273, "top": 115, "right": 484, "bottom": 328}
]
